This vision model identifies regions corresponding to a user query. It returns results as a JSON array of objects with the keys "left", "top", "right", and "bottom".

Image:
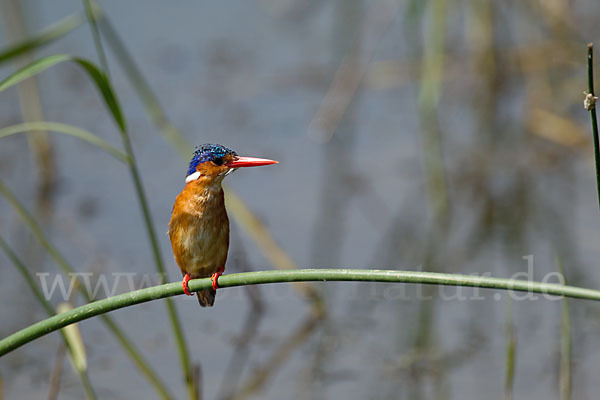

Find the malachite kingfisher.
[{"left": 168, "top": 144, "right": 278, "bottom": 307}]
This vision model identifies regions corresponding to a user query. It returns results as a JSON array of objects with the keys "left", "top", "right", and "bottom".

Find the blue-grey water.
[{"left": 1, "top": 0, "right": 600, "bottom": 399}]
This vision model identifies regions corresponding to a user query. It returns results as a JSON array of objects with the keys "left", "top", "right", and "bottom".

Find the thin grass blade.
[
  {"left": 0, "top": 55, "right": 126, "bottom": 132},
  {"left": 0, "top": 122, "right": 128, "bottom": 162},
  {"left": 57, "top": 303, "right": 88, "bottom": 373},
  {"left": 0, "top": 183, "right": 172, "bottom": 399},
  {"left": 0, "top": 13, "right": 84, "bottom": 65},
  {"left": 0, "top": 236, "right": 96, "bottom": 399}
]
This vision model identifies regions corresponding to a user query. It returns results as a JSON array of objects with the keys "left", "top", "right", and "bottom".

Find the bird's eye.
[{"left": 212, "top": 157, "right": 225, "bottom": 166}]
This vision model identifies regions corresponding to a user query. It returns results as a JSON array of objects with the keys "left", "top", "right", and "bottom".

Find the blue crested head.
[{"left": 187, "top": 144, "right": 237, "bottom": 176}]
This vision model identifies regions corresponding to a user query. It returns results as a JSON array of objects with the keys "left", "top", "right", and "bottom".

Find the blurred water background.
[{"left": 1, "top": 0, "right": 600, "bottom": 399}]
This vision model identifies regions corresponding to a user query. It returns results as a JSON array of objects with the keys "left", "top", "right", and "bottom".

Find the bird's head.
[{"left": 185, "top": 143, "right": 278, "bottom": 184}]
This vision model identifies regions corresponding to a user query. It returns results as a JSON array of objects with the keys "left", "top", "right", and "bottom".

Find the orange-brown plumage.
[
  {"left": 169, "top": 178, "right": 229, "bottom": 306},
  {"left": 168, "top": 144, "right": 277, "bottom": 307}
]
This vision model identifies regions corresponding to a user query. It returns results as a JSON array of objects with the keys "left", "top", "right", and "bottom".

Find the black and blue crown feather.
[{"left": 187, "top": 144, "right": 237, "bottom": 176}]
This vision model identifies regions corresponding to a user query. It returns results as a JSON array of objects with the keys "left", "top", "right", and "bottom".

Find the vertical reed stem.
[{"left": 587, "top": 43, "right": 600, "bottom": 210}]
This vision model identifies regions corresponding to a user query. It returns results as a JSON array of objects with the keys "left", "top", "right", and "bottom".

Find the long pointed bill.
[{"left": 227, "top": 156, "right": 278, "bottom": 168}]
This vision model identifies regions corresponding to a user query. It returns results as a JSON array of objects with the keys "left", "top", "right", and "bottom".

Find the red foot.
[
  {"left": 182, "top": 273, "right": 193, "bottom": 296},
  {"left": 211, "top": 266, "right": 225, "bottom": 291}
]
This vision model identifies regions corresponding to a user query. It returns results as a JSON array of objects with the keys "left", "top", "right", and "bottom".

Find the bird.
[{"left": 168, "top": 144, "right": 278, "bottom": 307}]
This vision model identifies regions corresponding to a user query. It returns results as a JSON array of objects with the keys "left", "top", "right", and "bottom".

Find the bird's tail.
[{"left": 196, "top": 289, "right": 216, "bottom": 307}]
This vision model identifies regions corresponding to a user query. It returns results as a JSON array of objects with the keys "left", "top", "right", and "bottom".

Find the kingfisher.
[{"left": 168, "top": 144, "right": 278, "bottom": 307}]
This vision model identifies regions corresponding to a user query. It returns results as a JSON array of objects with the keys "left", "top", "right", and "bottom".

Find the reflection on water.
[{"left": 1, "top": 0, "right": 600, "bottom": 399}]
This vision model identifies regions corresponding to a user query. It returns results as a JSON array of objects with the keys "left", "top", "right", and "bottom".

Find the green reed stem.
[
  {"left": 82, "top": 7, "right": 195, "bottom": 394},
  {"left": 87, "top": 25, "right": 196, "bottom": 396},
  {"left": 587, "top": 43, "right": 600, "bottom": 211},
  {"left": 117, "top": 119, "right": 195, "bottom": 400},
  {"left": 2, "top": 268, "right": 600, "bottom": 357},
  {"left": 0, "top": 181, "right": 173, "bottom": 400}
]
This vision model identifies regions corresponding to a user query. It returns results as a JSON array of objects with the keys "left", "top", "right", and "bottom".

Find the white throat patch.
[{"left": 185, "top": 171, "right": 201, "bottom": 183}]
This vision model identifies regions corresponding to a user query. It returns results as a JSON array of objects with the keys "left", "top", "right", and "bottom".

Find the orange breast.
[{"left": 168, "top": 181, "right": 229, "bottom": 278}]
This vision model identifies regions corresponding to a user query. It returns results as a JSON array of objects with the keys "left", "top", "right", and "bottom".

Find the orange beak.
[{"left": 226, "top": 156, "right": 278, "bottom": 168}]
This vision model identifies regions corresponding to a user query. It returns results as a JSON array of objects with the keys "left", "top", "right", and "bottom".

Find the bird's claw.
[
  {"left": 182, "top": 273, "right": 193, "bottom": 296},
  {"left": 211, "top": 267, "right": 225, "bottom": 291}
]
